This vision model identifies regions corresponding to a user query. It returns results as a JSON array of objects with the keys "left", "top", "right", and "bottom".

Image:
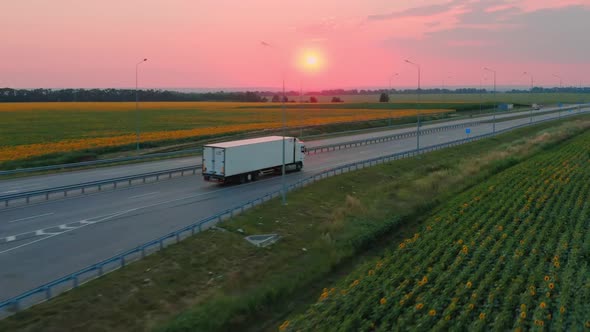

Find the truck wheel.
[
  {"left": 296, "top": 162, "right": 303, "bottom": 171},
  {"left": 251, "top": 172, "right": 259, "bottom": 181},
  {"left": 239, "top": 174, "right": 246, "bottom": 184}
]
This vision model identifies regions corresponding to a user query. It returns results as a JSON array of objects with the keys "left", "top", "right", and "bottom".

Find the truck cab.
[{"left": 296, "top": 138, "right": 306, "bottom": 165}]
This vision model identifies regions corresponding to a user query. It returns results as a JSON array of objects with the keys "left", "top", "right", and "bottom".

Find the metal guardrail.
[
  {"left": 0, "top": 119, "right": 484, "bottom": 208},
  {"left": 0, "top": 166, "right": 200, "bottom": 208},
  {"left": 0, "top": 149, "right": 203, "bottom": 176},
  {"left": 307, "top": 121, "right": 483, "bottom": 154},
  {"left": 1, "top": 108, "right": 587, "bottom": 317},
  {"left": 300, "top": 105, "right": 551, "bottom": 141}
]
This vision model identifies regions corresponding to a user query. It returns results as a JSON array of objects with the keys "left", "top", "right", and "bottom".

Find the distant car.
[{"left": 532, "top": 103, "right": 541, "bottom": 110}]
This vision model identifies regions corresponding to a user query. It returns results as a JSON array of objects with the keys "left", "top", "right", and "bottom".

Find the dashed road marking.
[
  {"left": 0, "top": 185, "right": 246, "bottom": 252},
  {"left": 0, "top": 190, "right": 20, "bottom": 194},
  {"left": 128, "top": 191, "right": 159, "bottom": 199},
  {"left": 58, "top": 224, "right": 76, "bottom": 230},
  {"left": 0, "top": 210, "right": 135, "bottom": 247},
  {"left": 8, "top": 212, "right": 54, "bottom": 223}
]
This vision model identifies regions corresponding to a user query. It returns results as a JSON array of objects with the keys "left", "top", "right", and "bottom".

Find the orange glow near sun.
[{"left": 298, "top": 49, "right": 324, "bottom": 73}]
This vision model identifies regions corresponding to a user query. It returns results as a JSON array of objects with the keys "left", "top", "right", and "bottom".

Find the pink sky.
[{"left": 1, "top": 0, "right": 589, "bottom": 90}]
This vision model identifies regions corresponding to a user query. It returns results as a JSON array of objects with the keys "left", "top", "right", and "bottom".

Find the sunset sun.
[{"left": 298, "top": 49, "right": 324, "bottom": 72}]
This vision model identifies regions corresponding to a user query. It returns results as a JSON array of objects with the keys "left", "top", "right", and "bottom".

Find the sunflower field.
[
  {"left": 283, "top": 131, "right": 590, "bottom": 331},
  {"left": 0, "top": 102, "right": 448, "bottom": 162}
]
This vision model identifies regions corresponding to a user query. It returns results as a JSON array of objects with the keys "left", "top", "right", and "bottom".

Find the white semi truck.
[{"left": 202, "top": 136, "right": 306, "bottom": 183}]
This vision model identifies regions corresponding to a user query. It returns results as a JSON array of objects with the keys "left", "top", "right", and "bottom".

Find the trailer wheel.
[
  {"left": 296, "top": 162, "right": 303, "bottom": 171},
  {"left": 251, "top": 172, "right": 259, "bottom": 181}
]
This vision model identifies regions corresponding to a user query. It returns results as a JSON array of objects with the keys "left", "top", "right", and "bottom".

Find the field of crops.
[
  {"left": 283, "top": 132, "right": 590, "bottom": 331},
  {"left": 0, "top": 102, "right": 450, "bottom": 163},
  {"left": 1, "top": 93, "right": 587, "bottom": 163}
]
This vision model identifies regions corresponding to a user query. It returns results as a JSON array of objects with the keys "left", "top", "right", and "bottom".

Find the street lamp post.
[
  {"left": 553, "top": 74, "right": 563, "bottom": 118},
  {"left": 388, "top": 73, "right": 399, "bottom": 126},
  {"left": 479, "top": 77, "right": 483, "bottom": 115},
  {"left": 262, "top": 41, "right": 287, "bottom": 205},
  {"left": 135, "top": 58, "right": 148, "bottom": 153},
  {"left": 299, "top": 80, "right": 303, "bottom": 137},
  {"left": 281, "top": 78, "right": 287, "bottom": 205},
  {"left": 523, "top": 71, "right": 534, "bottom": 124},
  {"left": 405, "top": 60, "right": 421, "bottom": 150},
  {"left": 483, "top": 67, "right": 497, "bottom": 133},
  {"left": 442, "top": 75, "right": 452, "bottom": 102},
  {"left": 479, "top": 76, "right": 488, "bottom": 116},
  {"left": 579, "top": 80, "right": 584, "bottom": 112},
  {"left": 578, "top": 80, "right": 586, "bottom": 112}
]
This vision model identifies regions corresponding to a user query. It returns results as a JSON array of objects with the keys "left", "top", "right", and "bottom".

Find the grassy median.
[{"left": 2, "top": 114, "right": 589, "bottom": 332}]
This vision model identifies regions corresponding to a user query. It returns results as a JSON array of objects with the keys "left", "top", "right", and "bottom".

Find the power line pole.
[
  {"left": 405, "top": 60, "right": 421, "bottom": 150},
  {"left": 484, "top": 67, "right": 497, "bottom": 133},
  {"left": 135, "top": 58, "right": 147, "bottom": 153}
]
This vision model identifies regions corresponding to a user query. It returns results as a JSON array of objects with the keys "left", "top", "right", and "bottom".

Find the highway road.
[
  {"left": 0, "top": 105, "right": 571, "bottom": 195},
  {"left": 0, "top": 106, "right": 586, "bottom": 301}
]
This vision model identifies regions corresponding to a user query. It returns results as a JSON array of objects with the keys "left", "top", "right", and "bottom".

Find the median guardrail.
[
  {"left": 307, "top": 121, "right": 483, "bottom": 154},
  {"left": 1, "top": 107, "right": 587, "bottom": 317},
  {"left": 0, "top": 149, "right": 203, "bottom": 177},
  {"left": 0, "top": 119, "right": 486, "bottom": 208},
  {"left": 0, "top": 166, "right": 200, "bottom": 208}
]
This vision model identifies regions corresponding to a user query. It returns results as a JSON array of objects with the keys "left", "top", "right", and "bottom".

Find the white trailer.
[{"left": 202, "top": 136, "right": 306, "bottom": 183}]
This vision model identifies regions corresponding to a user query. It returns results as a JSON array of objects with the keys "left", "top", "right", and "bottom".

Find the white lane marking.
[
  {"left": 59, "top": 225, "right": 76, "bottom": 230},
  {"left": 0, "top": 208, "right": 149, "bottom": 254},
  {"left": 128, "top": 192, "right": 159, "bottom": 199},
  {"left": 0, "top": 190, "right": 19, "bottom": 194},
  {"left": 86, "top": 210, "right": 138, "bottom": 224},
  {"left": 0, "top": 188, "right": 234, "bottom": 254},
  {"left": 0, "top": 234, "right": 61, "bottom": 254},
  {"left": 2, "top": 210, "right": 136, "bottom": 243},
  {"left": 2, "top": 182, "right": 42, "bottom": 191},
  {"left": 8, "top": 212, "right": 54, "bottom": 223},
  {"left": 0, "top": 211, "right": 132, "bottom": 255}
]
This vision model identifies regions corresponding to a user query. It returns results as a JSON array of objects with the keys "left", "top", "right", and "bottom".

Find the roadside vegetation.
[{"left": 1, "top": 114, "right": 589, "bottom": 332}]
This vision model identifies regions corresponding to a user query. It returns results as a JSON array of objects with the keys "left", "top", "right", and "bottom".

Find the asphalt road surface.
[{"left": 0, "top": 106, "right": 586, "bottom": 301}]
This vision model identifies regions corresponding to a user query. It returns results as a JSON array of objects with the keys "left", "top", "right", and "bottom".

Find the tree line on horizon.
[{"left": 0, "top": 87, "right": 587, "bottom": 103}]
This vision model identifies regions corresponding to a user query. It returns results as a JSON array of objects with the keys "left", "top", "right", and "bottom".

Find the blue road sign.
[{"left": 466, "top": 128, "right": 471, "bottom": 134}]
